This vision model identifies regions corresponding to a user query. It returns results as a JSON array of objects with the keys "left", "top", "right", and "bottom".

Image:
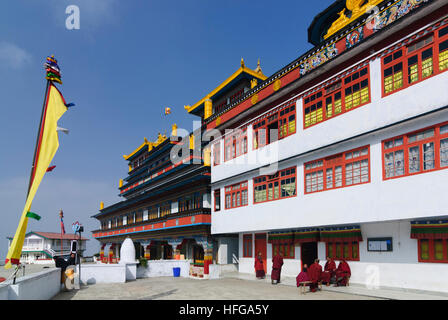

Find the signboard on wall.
[{"left": 367, "top": 237, "right": 393, "bottom": 252}]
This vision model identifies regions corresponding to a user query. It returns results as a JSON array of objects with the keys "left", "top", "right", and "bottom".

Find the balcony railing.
[{"left": 93, "top": 208, "right": 211, "bottom": 233}]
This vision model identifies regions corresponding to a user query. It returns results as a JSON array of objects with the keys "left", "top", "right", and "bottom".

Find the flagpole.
[
  {"left": 27, "top": 80, "right": 51, "bottom": 197},
  {"left": 59, "top": 209, "right": 63, "bottom": 255}
]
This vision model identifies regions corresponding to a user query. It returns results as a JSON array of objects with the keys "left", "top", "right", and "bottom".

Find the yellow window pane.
[
  {"left": 326, "top": 103, "right": 333, "bottom": 118},
  {"left": 316, "top": 108, "right": 323, "bottom": 122},
  {"left": 361, "top": 87, "right": 369, "bottom": 104},
  {"left": 289, "top": 120, "right": 296, "bottom": 134},
  {"left": 440, "top": 51, "right": 448, "bottom": 71},
  {"left": 421, "top": 240, "right": 429, "bottom": 260},
  {"left": 336, "top": 243, "right": 341, "bottom": 258},
  {"left": 334, "top": 100, "right": 342, "bottom": 114},
  {"left": 352, "top": 242, "right": 358, "bottom": 259},
  {"left": 384, "top": 75, "right": 393, "bottom": 94},
  {"left": 435, "top": 240, "right": 444, "bottom": 261},
  {"left": 352, "top": 91, "right": 361, "bottom": 107},
  {"left": 393, "top": 71, "right": 403, "bottom": 90},
  {"left": 305, "top": 114, "right": 311, "bottom": 127},
  {"left": 345, "top": 94, "right": 353, "bottom": 110},
  {"left": 409, "top": 64, "right": 418, "bottom": 83},
  {"left": 343, "top": 243, "right": 349, "bottom": 258},
  {"left": 422, "top": 58, "right": 433, "bottom": 78},
  {"left": 310, "top": 110, "right": 317, "bottom": 124}
]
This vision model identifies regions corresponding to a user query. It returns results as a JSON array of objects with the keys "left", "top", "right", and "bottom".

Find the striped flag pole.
[{"left": 59, "top": 209, "right": 65, "bottom": 254}]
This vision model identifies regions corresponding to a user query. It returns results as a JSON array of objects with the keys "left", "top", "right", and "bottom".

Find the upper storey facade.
[
  {"left": 185, "top": 0, "right": 445, "bottom": 129},
  {"left": 196, "top": 0, "right": 448, "bottom": 183}
]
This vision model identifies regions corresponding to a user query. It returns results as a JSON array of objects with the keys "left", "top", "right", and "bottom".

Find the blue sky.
[{"left": 0, "top": 0, "right": 334, "bottom": 258}]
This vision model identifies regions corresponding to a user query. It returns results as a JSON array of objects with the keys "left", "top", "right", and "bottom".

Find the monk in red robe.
[
  {"left": 321, "top": 256, "right": 336, "bottom": 286},
  {"left": 271, "top": 252, "right": 284, "bottom": 284},
  {"left": 296, "top": 264, "right": 310, "bottom": 287},
  {"left": 335, "top": 259, "right": 351, "bottom": 286},
  {"left": 254, "top": 252, "right": 265, "bottom": 279},
  {"left": 307, "top": 259, "right": 322, "bottom": 292}
]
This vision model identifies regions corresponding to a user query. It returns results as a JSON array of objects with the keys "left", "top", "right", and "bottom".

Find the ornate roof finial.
[
  {"left": 241, "top": 57, "right": 245, "bottom": 68},
  {"left": 255, "top": 58, "right": 263, "bottom": 74}
]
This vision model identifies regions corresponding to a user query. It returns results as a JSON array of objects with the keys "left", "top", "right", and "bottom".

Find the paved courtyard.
[{"left": 53, "top": 276, "right": 381, "bottom": 300}]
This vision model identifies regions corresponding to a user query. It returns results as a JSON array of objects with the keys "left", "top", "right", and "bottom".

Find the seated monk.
[
  {"left": 308, "top": 259, "right": 322, "bottom": 292},
  {"left": 296, "top": 264, "right": 310, "bottom": 287},
  {"left": 321, "top": 256, "right": 336, "bottom": 286},
  {"left": 335, "top": 259, "right": 351, "bottom": 286}
]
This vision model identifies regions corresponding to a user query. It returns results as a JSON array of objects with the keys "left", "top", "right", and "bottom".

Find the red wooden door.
[{"left": 254, "top": 233, "right": 267, "bottom": 272}]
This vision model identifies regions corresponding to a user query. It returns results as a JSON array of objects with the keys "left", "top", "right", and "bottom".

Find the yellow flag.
[{"left": 5, "top": 84, "right": 67, "bottom": 269}]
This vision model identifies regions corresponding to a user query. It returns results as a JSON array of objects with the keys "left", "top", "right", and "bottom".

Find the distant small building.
[{"left": 6, "top": 231, "right": 88, "bottom": 264}]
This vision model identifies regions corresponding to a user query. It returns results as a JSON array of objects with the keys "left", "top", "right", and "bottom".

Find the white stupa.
[{"left": 119, "top": 237, "right": 137, "bottom": 264}]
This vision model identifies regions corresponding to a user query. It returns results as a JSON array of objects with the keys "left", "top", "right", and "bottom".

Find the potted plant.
[{"left": 139, "top": 257, "right": 148, "bottom": 268}]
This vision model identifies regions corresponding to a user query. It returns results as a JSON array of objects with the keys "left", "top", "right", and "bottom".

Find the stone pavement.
[
  {"left": 52, "top": 271, "right": 448, "bottom": 300},
  {"left": 221, "top": 272, "right": 448, "bottom": 300},
  {"left": 4, "top": 264, "right": 448, "bottom": 300},
  {"left": 53, "top": 276, "right": 381, "bottom": 300}
]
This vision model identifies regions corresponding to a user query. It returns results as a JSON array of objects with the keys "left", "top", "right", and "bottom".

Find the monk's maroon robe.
[
  {"left": 296, "top": 270, "right": 310, "bottom": 287},
  {"left": 271, "top": 254, "right": 284, "bottom": 281},
  {"left": 321, "top": 259, "right": 336, "bottom": 283},
  {"left": 254, "top": 256, "right": 265, "bottom": 278},
  {"left": 335, "top": 260, "right": 351, "bottom": 286},
  {"left": 308, "top": 262, "right": 322, "bottom": 292}
]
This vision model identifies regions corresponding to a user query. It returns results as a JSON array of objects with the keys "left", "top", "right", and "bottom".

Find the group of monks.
[
  {"left": 296, "top": 257, "right": 351, "bottom": 292},
  {"left": 254, "top": 252, "right": 351, "bottom": 292}
]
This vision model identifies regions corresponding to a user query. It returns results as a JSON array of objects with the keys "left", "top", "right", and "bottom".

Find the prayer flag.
[{"left": 5, "top": 84, "right": 68, "bottom": 269}]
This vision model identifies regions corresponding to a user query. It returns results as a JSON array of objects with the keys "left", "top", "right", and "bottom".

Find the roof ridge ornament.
[
  {"left": 254, "top": 58, "right": 263, "bottom": 74},
  {"left": 324, "top": 0, "right": 382, "bottom": 40}
]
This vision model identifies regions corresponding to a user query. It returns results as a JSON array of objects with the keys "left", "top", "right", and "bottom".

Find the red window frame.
[
  {"left": 304, "top": 145, "right": 370, "bottom": 194},
  {"left": 252, "top": 101, "right": 296, "bottom": 150},
  {"left": 381, "top": 23, "right": 448, "bottom": 97},
  {"left": 382, "top": 121, "right": 448, "bottom": 180},
  {"left": 224, "top": 181, "right": 248, "bottom": 209},
  {"left": 253, "top": 166, "right": 297, "bottom": 204},
  {"left": 224, "top": 129, "right": 247, "bottom": 162},
  {"left": 303, "top": 64, "right": 370, "bottom": 129},
  {"left": 417, "top": 239, "right": 448, "bottom": 263},
  {"left": 213, "top": 142, "right": 221, "bottom": 166},
  {"left": 272, "top": 243, "right": 295, "bottom": 259},
  {"left": 326, "top": 241, "right": 360, "bottom": 261},
  {"left": 213, "top": 189, "right": 221, "bottom": 212},
  {"left": 243, "top": 234, "right": 253, "bottom": 258}
]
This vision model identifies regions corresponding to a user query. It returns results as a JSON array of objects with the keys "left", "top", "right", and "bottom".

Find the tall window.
[
  {"left": 213, "top": 142, "right": 221, "bottom": 166},
  {"left": 224, "top": 129, "right": 247, "bottom": 161},
  {"left": 214, "top": 189, "right": 221, "bottom": 212},
  {"left": 243, "top": 234, "right": 253, "bottom": 258},
  {"left": 303, "top": 64, "right": 370, "bottom": 128},
  {"left": 382, "top": 24, "right": 448, "bottom": 96},
  {"left": 383, "top": 122, "right": 448, "bottom": 179},
  {"left": 253, "top": 101, "right": 296, "bottom": 150},
  {"left": 254, "top": 167, "right": 296, "bottom": 203},
  {"left": 305, "top": 146, "right": 370, "bottom": 194},
  {"left": 224, "top": 181, "right": 248, "bottom": 209}
]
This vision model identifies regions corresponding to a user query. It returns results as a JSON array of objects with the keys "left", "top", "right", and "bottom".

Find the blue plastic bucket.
[{"left": 173, "top": 267, "right": 181, "bottom": 277}]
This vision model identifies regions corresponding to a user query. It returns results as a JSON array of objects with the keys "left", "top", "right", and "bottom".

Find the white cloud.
[{"left": 0, "top": 42, "right": 32, "bottom": 69}]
